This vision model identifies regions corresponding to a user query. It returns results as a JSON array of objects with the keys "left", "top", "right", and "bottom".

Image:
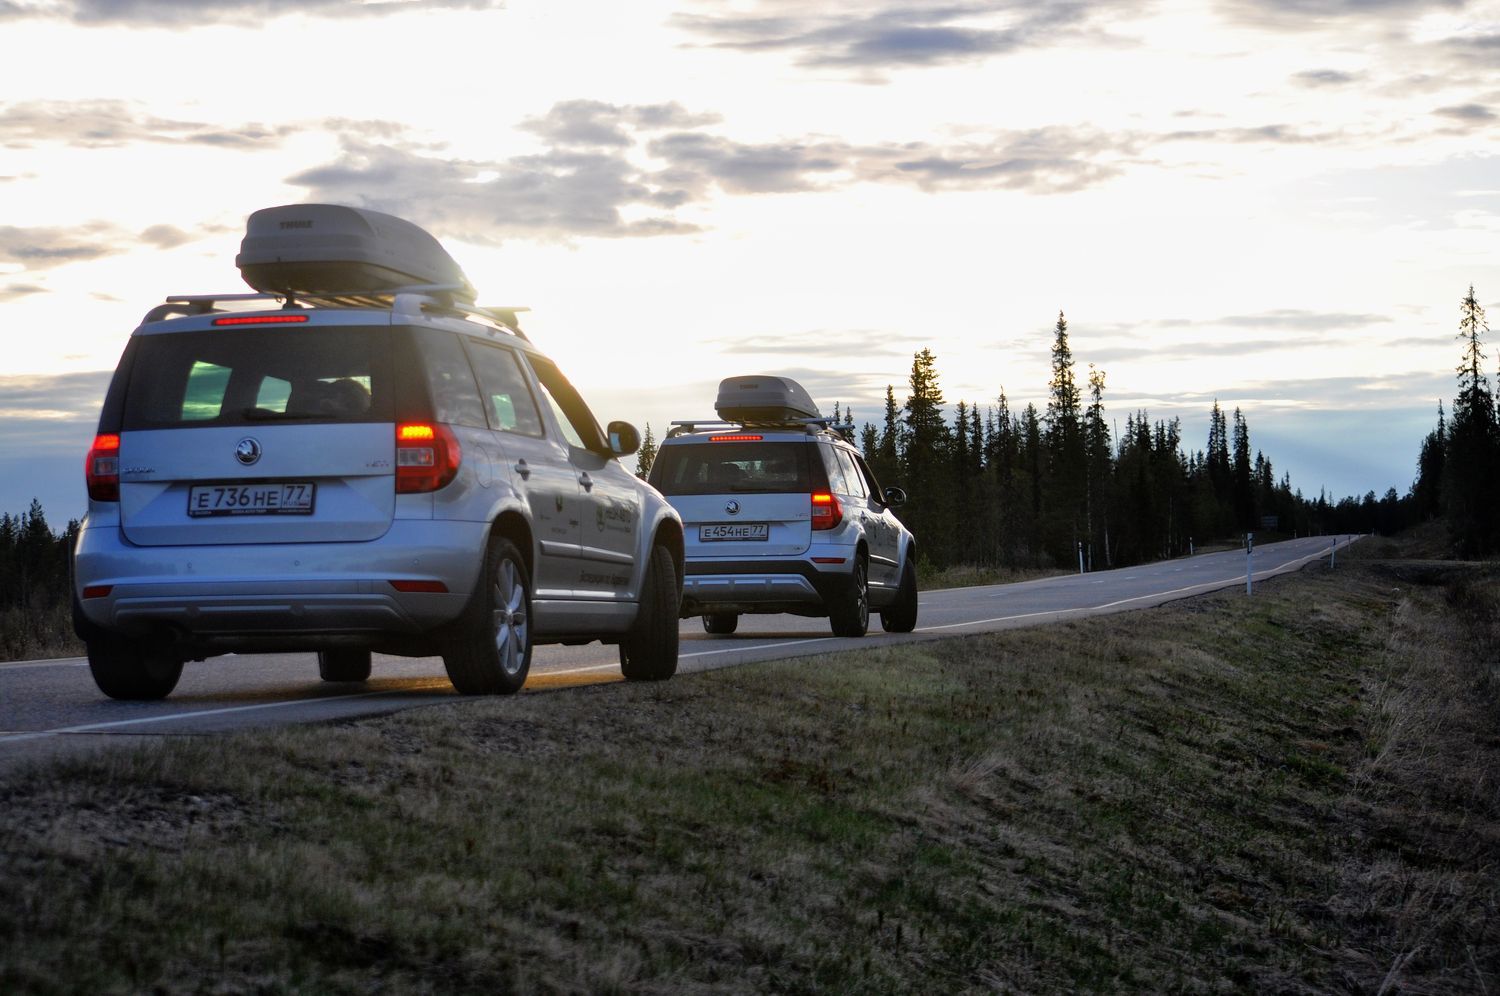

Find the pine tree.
[
  {"left": 901, "top": 349, "right": 953, "bottom": 563},
  {"left": 634, "top": 423, "right": 657, "bottom": 479},
  {"left": 1413, "top": 400, "right": 1445, "bottom": 521},
  {"left": 1232, "top": 408, "right": 1254, "bottom": 530},
  {"left": 1042, "top": 312, "right": 1086, "bottom": 562},
  {"left": 1445, "top": 285, "right": 1499, "bottom": 554},
  {"left": 1084, "top": 365, "right": 1111, "bottom": 567}
]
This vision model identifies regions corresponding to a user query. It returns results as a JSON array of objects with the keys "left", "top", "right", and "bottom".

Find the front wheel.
[
  {"left": 620, "top": 545, "right": 680, "bottom": 682},
  {"left": 828, "top": 559, "right": 870, "bottom": 638},
  {"left": 87, "top": 637, "right": 183, "bottom": 700},
  {"left": 702, "top": 612, "right": 738, "bottom": 635},
  {"left": 318, "top": 649, "right": 372, "bottom": 683},
  {"left": 442, "top": 537, "right": 532, "bottom": 695},
  {"left": 880, "top": 558, "right": 919, "bottom": 633}
]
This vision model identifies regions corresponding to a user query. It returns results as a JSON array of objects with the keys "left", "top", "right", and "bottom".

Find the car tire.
[
  {"left": 702, "top": 612, "right": 738, "bottom": 635},
  {"left": 87, "top": 637, "right": 183, "bottom": 701},
  {"left": 442, "top": 536, "right": 532, "bottom": 695},
  {"left": 620, "top": 544, "right": 680, "bottom": 681},
  {"left": 828, "top": 558, "right": 870, "bottom": 638},
  {"left": 318, "top": 649, "right": 372, "bottom": 683},
  {"left": 880, "top": 558, "right": 919, "bottom": 633}
]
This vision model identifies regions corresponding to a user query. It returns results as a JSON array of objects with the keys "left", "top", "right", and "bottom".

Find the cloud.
[
  {"left": 0, "top": 283, "right": 47, "bottom": 301},
  {"left": 1216, "top": 0, "right": 1463, "bottom": 29},
  {"left": 0, "top": 100, "right": 294, "bottom": 148},
  {"left": 0, "top": 223, "right": 123, "bottom": 270},
  {"left": 704, "top": 330, "right": 932, "bottom": 361},
  {"left": 0, "top": 370, "right": 113, "bottom": 423},
  {"left": 0, "top": 0, "right": 502, "bottom": 26},
  {"left": 1435, "top": 102, "right": 1496, "bottom": 122},
  {"left": 1291, "top": 68, "right": 1360, "bottom": 86},
  {"left": 290, "top": 103, "right": 1141, "bottom": 243},
  {"left": 673, "top": 1, "right": 1116, "bottom": 78},
  {"left": 138, "top": 224, "right": 194, "bottom": 249}
]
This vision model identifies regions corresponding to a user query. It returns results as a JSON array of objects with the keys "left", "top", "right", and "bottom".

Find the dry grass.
[{"left": 0, "top": 559, "right": 1496, "bottom": 993}]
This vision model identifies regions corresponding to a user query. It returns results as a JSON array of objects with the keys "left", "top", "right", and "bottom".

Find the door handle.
[
  {"left": 513, "top": 459, "right": 531, "bottom": 480},
  {"left": 579, "top": 472, "right": 594, "bottom": 492}
]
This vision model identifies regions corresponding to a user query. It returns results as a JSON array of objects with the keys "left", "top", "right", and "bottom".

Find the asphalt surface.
[{"left": 0, "top": 535, "right": 1356, "bottom": 770}]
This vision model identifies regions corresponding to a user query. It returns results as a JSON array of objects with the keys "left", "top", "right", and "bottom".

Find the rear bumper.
[
  {"left": 72, "top": 517, "right": 486, "bottom": 648},
  {"left": 680, "top": 557, "right": 854, "bottom": 617}
]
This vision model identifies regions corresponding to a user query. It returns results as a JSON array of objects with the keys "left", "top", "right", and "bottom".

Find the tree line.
[
  {"left": 0, "top": 499, "right": 80, "bottom": 659},
  {"left": 1411, "top": 285, "right": 1499, "bottom": 556},
  {"left": 842, "top": 311, "right": 1404, "bottom": 570}
]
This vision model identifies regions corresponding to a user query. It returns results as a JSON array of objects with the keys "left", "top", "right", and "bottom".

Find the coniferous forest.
[{"left": 4, "top": 288, "right": 1495, "bottom": 657}]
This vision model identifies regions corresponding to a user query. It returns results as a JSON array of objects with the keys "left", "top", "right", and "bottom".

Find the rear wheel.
[
  {"left": 87, "top": 637, "right": 183, "bottom": 701},
  {"left": 828, "top": 558, "right": 870, "bottom": 638},
  {"left": 880, "top": 558, "right": 919, "bottom": 633},
  {"left": 443, "top": 537, "right": 532, "bottom": 695},
  {"left": 620, "top": 544, "right": 680, "bottom": 681},
  {"left": 702, "top": 612, "right": 739, "bottom": 635},
  {"left": 318, "top": 649, "right": 372, "bottom": 683}
]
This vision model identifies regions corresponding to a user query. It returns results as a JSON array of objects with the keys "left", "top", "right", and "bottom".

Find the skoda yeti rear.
[
  {"left": 73, "top": 204, "right": 683, "bottom": 699},
  {"left": 649, "top": 376, "right": 918, "bottom": 638}
]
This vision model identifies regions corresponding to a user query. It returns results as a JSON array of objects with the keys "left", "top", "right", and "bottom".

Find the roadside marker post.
[
  {"left": 1246, "top": 532, "right": 1254, "bottom": 596},
  {"left": 1078, "top": 541, "right": 1085, "bottom": 575},
  {"left": 1330, "top": 537, "right": 1337, "bottom": 570}
]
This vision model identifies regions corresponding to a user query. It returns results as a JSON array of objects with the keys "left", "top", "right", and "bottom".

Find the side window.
[
  {"left": 414, "top": 329, "right": 487, "bottom": 428},
  {"left": 836, "top": 448, "right": 867, "bottom": 498},
  {"left": 465, "top": 341, "right": 544, "bottom": 436},
  {"left": 821, "top": 444, "right": 849, "bottom": 494},
  {"left": 526, "top": 355, "right": 607, "bottom": 452},
  {"left": 181, "top": 361, "right": 230, "bottom": 421},
  {"left": 854, "top": 454, "right": 884, "bottom": 500}
]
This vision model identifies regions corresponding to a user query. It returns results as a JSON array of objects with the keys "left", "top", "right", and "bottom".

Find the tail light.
[
  {"left": 396, "top": 422, "right": 462, "bottom": 493},
  {"left": 811, "top": 490, "right": 843, "bottom": 530},
  {"left": 86, "top": 433, "right": 120, "bottom": 502}
]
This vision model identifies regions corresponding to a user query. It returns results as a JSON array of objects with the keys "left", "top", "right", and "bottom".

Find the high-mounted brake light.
[
  {"left": 811, "top": 490, "right": 843, "bottom": 531},
  {"left": 710, "top": 434, "right": 763, "bottom": 442},
  {"left": 212, "top": 314, "right": 310, "bottom": 326},
  {"left": 395, "top": 422, "right": 461, "bottom": 493},
  {"left": 85, "top": 433, "right": 120, "bottom": 502}
]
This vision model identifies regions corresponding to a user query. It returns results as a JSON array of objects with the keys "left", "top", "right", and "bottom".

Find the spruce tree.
[
  {"left": 634, "top": 423, "right": 657, "bottom": 479},
  {"left": 1445, "top": 285, "right": 1499, "bottom": 554}
]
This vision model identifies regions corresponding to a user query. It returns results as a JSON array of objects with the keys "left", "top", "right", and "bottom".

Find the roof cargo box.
[
  {"left": 715, "top": 375, "right": 821, "bottom": 422},
  {"left": 235, "top": 204, "right": 476, "bottom": 302}
]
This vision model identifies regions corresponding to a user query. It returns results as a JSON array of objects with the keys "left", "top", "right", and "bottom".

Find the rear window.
[
  {"left": 122, "top": 327, "right": 393, "bottom": 429},
  {"left": 651, "top": 442, "right": 815, "bottom": 495}
]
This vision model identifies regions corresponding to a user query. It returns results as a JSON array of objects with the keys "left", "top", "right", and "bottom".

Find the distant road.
[{"left": 0, "top": 535, "right": 1354, "bottom": 769}]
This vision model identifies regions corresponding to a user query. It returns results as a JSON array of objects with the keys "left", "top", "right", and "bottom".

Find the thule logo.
[{"left": 278, "top": 220, "right": 314, "bottom": 230}]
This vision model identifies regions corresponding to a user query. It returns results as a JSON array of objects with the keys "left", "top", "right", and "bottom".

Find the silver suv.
[
  {"left": 649, "top": 376, "right": 917, "bottom": 638},
  {"left": 73, "top": 204, "right": 683, "bottom": 700}
]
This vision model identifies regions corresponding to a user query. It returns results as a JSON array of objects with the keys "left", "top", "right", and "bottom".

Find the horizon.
[{"left": 2, "top": 0, "right": 1496, "bottom": 525}]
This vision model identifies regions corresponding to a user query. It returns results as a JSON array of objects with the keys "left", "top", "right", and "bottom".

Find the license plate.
[
  {"left": 700, "top": 522, "right": 769, "bottom": 542},
  {"left": 188, "top": 483, "right": 315, "bottom": 517}
]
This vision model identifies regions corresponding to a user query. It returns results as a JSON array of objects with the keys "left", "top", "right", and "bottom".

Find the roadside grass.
[
  {"left": 916, "top": 562, "right": 1065, "bottom": 589},
  {"left": 2, "top": 560, "right": 1497, "bottom": 993}
]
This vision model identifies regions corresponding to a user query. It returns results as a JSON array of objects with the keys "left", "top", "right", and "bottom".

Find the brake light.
[
  {"left": 212, "top": 314, "right": 309, "bottom": 326},
  {"left": 85, "top": 433, "right": 120, "bottom": 502},
  {"left": 710, "top": 434, "right": 762, "bottom": 442},
  {"left": 395, "top": 422, "right": 462, "bottom": 493},
  {"left": 811, "top": 491, "right": 843, "bottom": 530}
]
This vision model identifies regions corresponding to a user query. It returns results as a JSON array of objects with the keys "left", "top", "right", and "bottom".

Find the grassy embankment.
[{"left": 1, "top": 542, "right": 1496, "bottom": 992}]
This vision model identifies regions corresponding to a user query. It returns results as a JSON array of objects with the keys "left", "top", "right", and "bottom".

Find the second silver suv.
[
  {"left": 649, "top": 376, "right": 917, "bottom": 638},
  {"left": 72, "top": 204, "right": 683, "bottom": 699}
]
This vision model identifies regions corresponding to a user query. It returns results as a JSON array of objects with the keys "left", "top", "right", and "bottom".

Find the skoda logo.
[
  {"left": 725, "top": 500, "right": 740, "bottom": 516},
  {"left": 235, "top": 437, "right": 262, "bottom": 466}
]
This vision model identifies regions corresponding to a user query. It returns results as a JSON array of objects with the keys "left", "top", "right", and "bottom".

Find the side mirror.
[
  {"left": 607, "top": 420, "right": 640, "bottom": 457},
  {"left": 883, "top": 486, "right": 907, "bottom": 507}
]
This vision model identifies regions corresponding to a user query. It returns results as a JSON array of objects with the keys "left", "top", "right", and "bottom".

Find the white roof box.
[
  {"left": 235, "top": 204, "right": 476, "bottom": 302},
  {"left": 715, "top": 375, "right": 822, "bottom": 422}
]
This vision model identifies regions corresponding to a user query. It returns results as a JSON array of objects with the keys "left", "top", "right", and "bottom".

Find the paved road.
[{"left": 0, "top": 535, "right": 1355, "bottom": 768}]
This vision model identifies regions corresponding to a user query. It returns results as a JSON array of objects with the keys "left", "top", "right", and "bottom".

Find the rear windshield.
[
  {"left": 121, "top": 327, "right": 393, "bottom": 429},
  {"left": 651, "top": 442, "right": 815, "bottom": 495}
]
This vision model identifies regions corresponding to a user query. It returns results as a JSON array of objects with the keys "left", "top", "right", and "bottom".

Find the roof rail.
[
  {"left": 667, "top": 417, "right": 855, "bottom": 440},
  {"left": 141, "top": 284, "right": 531, "bottom": 341}
]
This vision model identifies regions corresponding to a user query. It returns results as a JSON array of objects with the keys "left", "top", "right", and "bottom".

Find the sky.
[{"left": 1, "top": 0, "right": 1497, "bottom": 527}]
